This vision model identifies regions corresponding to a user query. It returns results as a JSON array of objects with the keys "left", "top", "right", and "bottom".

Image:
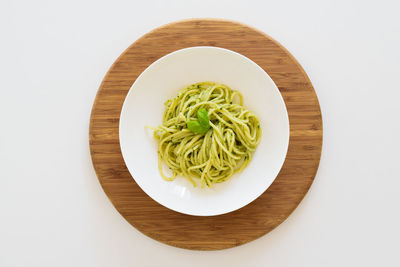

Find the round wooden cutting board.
[{"left": 89, "top": 19, "right": 322, "bottom": 250}]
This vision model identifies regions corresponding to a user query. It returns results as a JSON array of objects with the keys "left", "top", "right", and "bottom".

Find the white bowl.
[{"left": 119, "top": 47, "right": 289, "bottom": 216}]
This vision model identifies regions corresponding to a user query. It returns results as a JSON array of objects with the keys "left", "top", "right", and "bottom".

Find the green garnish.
[
  {"left": 187, "top": 108, "right": 210, "bottom": 134},
  {"left": 187, "top": 121, "right": 206, "bottom": 134},
  {"left": 197, "top": 108, "right": 210, "bottom": 128}
]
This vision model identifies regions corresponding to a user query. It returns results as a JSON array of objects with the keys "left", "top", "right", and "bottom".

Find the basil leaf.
[
  {"left": 186, "top": 108, "right": 210, "bottom": 134},
  {"left": 187, "top": 120, "right": 208, "bottom": 134},
  {"left": 197, "top": 108, "right": 210, "bottom": 128}
]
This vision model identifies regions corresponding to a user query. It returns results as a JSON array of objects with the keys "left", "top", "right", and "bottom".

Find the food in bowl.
[{"left": 151, "top": 82, "right": 261, "bottom": 187}]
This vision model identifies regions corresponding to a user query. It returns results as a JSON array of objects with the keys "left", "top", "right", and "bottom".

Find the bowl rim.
[{"left": 119, "top": 46, "right": 290, "bottom": 216}]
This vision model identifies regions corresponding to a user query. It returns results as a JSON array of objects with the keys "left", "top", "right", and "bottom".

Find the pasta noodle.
[{"left": 152, "top": 82, "right": 261, "bottom": 187}]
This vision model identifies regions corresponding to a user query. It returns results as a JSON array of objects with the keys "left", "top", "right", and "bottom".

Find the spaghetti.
[{"left": 152, "top": 82, "right": 261, "bottom": 187}]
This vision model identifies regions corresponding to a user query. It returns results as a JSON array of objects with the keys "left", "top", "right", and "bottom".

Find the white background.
[{"left": 1, "top": 0, "right": 399, "bottom": 266}]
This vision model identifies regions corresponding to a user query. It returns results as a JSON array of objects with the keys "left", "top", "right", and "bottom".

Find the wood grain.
[{"left": 89, "top": 19, "right": 322, "bottom": 250}]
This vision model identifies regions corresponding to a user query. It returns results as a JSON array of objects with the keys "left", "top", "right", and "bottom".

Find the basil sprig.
[{"left": 187, "top": 108, "right": 210, "bottom": 134}]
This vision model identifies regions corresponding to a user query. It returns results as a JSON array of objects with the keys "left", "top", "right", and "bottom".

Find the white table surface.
[{"left": 1, "top": 0, "right": 400, "bottom": 266}]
